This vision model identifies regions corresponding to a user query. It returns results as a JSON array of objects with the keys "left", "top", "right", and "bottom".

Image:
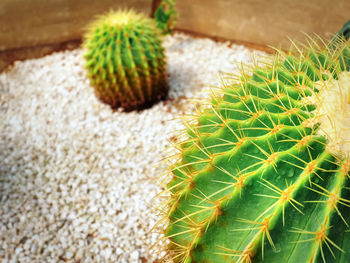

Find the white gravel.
[{"left": 0, "top": 33, "right": 261, "bottom": 262}]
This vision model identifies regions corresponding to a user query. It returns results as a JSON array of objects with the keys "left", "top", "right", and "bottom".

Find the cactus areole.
[
  {"left": 163, "top": 40, "right": 350, "bottom": 262},
  {"left": 83, "top": 10, "right": 168, "bottom": 111}
]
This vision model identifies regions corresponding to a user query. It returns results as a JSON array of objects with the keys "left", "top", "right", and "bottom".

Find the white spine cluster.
[{"left": 312, "top": 71, "right": 350, "bottom": 159}]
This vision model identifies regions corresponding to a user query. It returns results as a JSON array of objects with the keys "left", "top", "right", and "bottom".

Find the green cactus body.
[
  {"left": 83, "top": 10, "right": 168, "bottom": 110},
  {"left": 164, "top": 41, "right": 350, "bottom": 262}
]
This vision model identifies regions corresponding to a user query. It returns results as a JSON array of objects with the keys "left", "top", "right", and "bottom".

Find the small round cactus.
[
  {"left": 83, "top": 10, "right": 168, "bottom": 111},
  {"left": 161, "top": 39, "right": 350, "bottom": 262}
]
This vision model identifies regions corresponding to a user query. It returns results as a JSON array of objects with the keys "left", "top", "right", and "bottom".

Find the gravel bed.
[{"left": 0, "top": 33, "right": 261, "bottom": 263}]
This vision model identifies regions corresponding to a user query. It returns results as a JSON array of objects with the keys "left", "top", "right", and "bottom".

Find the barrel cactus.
[
  {"left": 83, "top": 7, "right": 173, "bottom": 111},
  {"left": 162, "top": 38, "right": 350, "bottom": 262}
]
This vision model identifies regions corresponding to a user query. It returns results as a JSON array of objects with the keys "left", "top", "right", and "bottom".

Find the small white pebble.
[
  {"left": 130, "top": 250, "right": 139, "bottom": 260},
  {"left": 65, "top": 251, "right": 74, "bottom": 259}
]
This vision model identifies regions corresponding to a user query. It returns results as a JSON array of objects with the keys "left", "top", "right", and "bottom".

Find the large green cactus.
[
  {"left": 83, "top": 9, "right": 168, "bottom": 111},
  {"left": 162, "top": 39, "right": 350, "bottom": 262}
]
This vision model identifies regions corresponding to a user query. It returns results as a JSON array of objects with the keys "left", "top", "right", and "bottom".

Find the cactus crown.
[
  {"left": 83, "top": 9, "right": 168, "bottom": 111},
  {"left": 160, "top": 39, "right": 350, "bottom": 263},
  {"left": 308, "top": 70, "right": 350, "bottom": 158},
  {"left": 84, "top": 10, "right": 158, "bottom": 45}
]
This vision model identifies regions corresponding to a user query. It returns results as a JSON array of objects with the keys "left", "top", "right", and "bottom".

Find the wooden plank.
[
  {"left": 174, "top": 0, "right": 350, "bottom": 49},
  {"left": 0, "top": 39, "right": 81, "bottom": 72},
  {"left": 0, "top": 0, "right": 153, "bottom": 51}
]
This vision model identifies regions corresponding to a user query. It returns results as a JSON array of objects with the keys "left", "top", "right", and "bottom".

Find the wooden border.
[
  {"left": 173, "top": 0, "right": 350, "bottom": 49},
  {"left": 0, "top": 40, "right": 81, "bottom": 73}
]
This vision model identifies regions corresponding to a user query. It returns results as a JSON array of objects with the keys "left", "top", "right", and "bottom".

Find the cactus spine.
[
  {"left": 162, "top": 39, "right": 350, "bottom": 262},
  {"left": 83, "top": 9, "right": 168, "bottom": 111}
]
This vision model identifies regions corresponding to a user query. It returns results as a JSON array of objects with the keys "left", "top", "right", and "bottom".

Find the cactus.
[
  {"left": 83, "top": 9, "right": 169, "bottom": 111},
  {"left": 154, "top": 0, "right": 177, "bottom": 35},
  {"left": 330, "top": 20, "right": 350, "bottom": 50},
  {"left": 161, "top": 39, "right": 350, "bottom": 262}
]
